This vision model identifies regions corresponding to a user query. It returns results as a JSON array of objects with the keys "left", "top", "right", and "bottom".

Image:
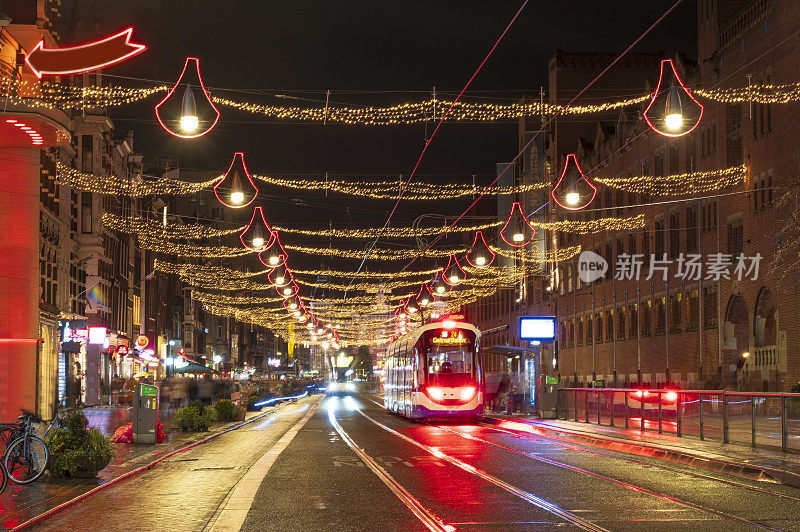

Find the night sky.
[{"left": 92, "top": 0, "right": 696, "bottom": 258}]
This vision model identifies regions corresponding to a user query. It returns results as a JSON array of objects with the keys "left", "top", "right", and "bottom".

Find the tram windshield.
[{"left": 420, "top": 328, "right": 477, "bottom": 385}]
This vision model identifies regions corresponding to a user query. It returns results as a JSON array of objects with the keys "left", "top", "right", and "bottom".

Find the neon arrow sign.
[{"left": 25, "top": 27, "right": 146, "bottom": 78}]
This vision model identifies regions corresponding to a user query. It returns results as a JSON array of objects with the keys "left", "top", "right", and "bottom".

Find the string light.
[
  {"left": 594, "top": 164, "right": 747, "bottom": 195},
  {"left": 284, "top": 244, "right": 466, "bottom": 261},
  {"left": 57, "top": 164, "right": 220, "bottom": 196},
  {"left": 532, "top": 215, "right": 646, "bottom": 234}
]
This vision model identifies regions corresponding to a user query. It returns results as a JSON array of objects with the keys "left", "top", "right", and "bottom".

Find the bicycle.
[{"left": 3, "top": 410, "right": 51, "bottom": 484}]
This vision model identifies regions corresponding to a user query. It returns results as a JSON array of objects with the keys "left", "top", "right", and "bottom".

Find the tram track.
[
  {"left": 360, "top": 395, "right": 785, "bottom": 530},
  {"left": 343, "top": 405, "right": 609, "bottom": 532},
  {"left": 365, "top": 393, "right": 800, "bottom": 505}
]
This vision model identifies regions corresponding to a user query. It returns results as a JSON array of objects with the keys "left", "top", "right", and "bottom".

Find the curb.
[
  {"left": 10, "top": 396, "right": 316, "bottom": 531},
  {"left": 479, "top": 416, "right": 800, "bottom": 489}
]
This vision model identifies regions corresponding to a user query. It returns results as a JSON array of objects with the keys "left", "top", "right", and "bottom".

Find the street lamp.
[{"left": 180, "top": 84, "right": 198, "bottom": 133}]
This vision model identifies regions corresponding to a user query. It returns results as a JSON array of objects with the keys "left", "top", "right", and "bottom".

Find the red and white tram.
[{"left": 384, "top": 318, "right": 483, "bottom": 419}]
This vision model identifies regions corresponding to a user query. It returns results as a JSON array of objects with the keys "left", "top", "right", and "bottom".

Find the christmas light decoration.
[
  {"left": 258, "top": 232, "right": 288, "bottom": 268},
  {"left": 57, "top": 163, "right": 220, "bottom": 196},
  {"left": 531, "top": 215, "right": 646, "bottom": 234},
  {"left": 405, "top": 297, "right": 420, "bottom": 315},
  {"left": 155, "top": 57, "right": 220, "bottom": 138},
  {"left": 415, "top": 284, "right": 436, "bottom": 308},
  {"left": 431, "top": 270, "right": 449, "bottom": 295},
  {"left": 465, "top": 230, "right": 496, "bottom": 268},
  {"left": 239, "top": 207, "right": 276, "bottom": 252},
  {"left": 284, "top": 244, "right": 465, "bottom": 261},
  {"left": 643, "top": 59, "right": 703, "bottom": 137},
  {"left": 443, "top": 255, "right": 466, "bottom": 286},
  {"left": 214, "top": 152, "right": 259, "bottom": 208},
  {"left": 500, "top": 201, "right": 537, "bottom": 247},
  {"left": 594, "top": 164, "right": 747, "bottom": 195},
  {"left": 279, "top": 282, "right": 299, "bottom": 298},
  {"left": 273, "top": 219, "right": 502, "bottom": 238},
  {"left": 551, "top": 154, "right": 597, "bottom": 211},
  {"left": 268, "top": 263, "right": 293, "bottom": 287}
]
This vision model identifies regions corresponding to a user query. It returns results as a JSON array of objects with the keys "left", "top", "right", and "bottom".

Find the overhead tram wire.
[
  {"left": 400, "top": 0, "right": 687, "bottom": 273},
  {"left": 342, "top": 0, "right": 532, "bottom": 299}
]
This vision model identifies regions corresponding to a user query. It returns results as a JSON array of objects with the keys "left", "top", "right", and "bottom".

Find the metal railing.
[{"left": 558, "top": 387, "right": 800, "bottom": 453}]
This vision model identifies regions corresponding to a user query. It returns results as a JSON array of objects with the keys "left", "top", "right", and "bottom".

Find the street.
[{"left": 24, "top": 393, "right": 800, "bottom": 531}]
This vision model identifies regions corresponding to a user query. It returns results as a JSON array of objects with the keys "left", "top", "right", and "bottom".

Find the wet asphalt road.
[{"left": 27, "top": 393, "right": 800, "bottom": 531}]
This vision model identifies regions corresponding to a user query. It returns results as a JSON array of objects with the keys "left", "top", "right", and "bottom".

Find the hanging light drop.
[
  {"left": 258, "top": 232, "right": 288, "bottom": 269},
  {"left": 443, "top": 255, "right": 466, "bottom": 286},
  {"left": 465, "top": 230, "right": 496, "bottom": 268},
  {"left": 214, "top": 152, "right": 259, "bottom": 208},
  {"left": 500, "top": 201, "right": 537, "bottom": 247},
  {"left": 268, "top": 263, "right": 292, "bottom": 287},
  {"left": 431, "top": 270, "right": 449, "bottom": 295},
  {"left": 551, "top": 154, "right": 597, "bottom": 211},
  {"left": 155, "top": 57, "right": 220, "bottom": 138},
  {"left": 415, "top": 284, "right": 436, "bottom": 308},
  {"left": 643, "top": 59, "right": 703, "bottom": 137},
  {"left": 239, "top": 207, "right": 275, "bottom": 252}
]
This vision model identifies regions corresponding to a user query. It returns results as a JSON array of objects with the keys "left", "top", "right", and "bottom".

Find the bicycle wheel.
[
  {"left": 0, "top": 462, "right": 7, "bottom": 494},
  {"left": 4, "top": 436, "right": 48, "bottom": 484},
  {"left": 0, "top": 426, "right": 19, "bottom": 450}
]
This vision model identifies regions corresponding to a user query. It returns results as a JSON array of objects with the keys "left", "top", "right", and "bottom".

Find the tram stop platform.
[{"left": 480, "top": 414, "right": 800, "bottom": 489}]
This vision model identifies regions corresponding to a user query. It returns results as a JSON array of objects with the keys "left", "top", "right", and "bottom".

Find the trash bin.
[
  {"left": 133, "top": 383, "right": 159, "bottom": 444},
  {"left": 538, "top": 375, "right": 559, "bottom": 419}
]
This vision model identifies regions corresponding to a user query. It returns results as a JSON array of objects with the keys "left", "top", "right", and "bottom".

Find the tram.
[{"left": 384, "top": 318, "right": 483, "bottom": 419}]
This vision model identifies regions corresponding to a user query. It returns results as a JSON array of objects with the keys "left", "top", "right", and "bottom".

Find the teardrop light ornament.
[
  {"left": 258, "top": 232, "right": 288, "bottom": 269},
  {"left": 405, "top": 296, "right": 420, "bottom": 315},
  {"left": 551, "top": 154, "right": 598, "bottom": 211},
  {"left": 415, "top": 284, "right": 436, "bottom": 308},
  {"left": 500, "top": 201, "right": 537, "bottom": 247},
  {"left": 214, "top": 152, "right": 259, "bottom": 209},
  {"left": 431, "top": 269, "right": 450, "bottom": 295},
  {"left": 267, "top": 263, "right": 292, "bottom": 286},
  {"left": 239, "top": 207, "right": 276, "bottom": 252},
  {"left": 443, "top": 255, "right": 466, "bottom": 287},
  {"left": 465, "top": 230, "right": 496, "bottom": 268},
  {"left": 278, "top": 281, "right": 299, "bottom": 299},
  {"left": 155, "top": 57, "right": 220, "bottom": 138},
  {"left": 643, "top": 59, "right": 703, "bottom": 137}
]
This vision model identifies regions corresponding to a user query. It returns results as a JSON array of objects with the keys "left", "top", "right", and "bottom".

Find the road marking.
[
  {"left": 329, "top": 405, "right": 455, "bottom": 532},
  {"left": 355, "top": 409, "right": 609, "bottom": 532},
  {"left": 207, "top": 398, "right": 320, "bottom": 532}
]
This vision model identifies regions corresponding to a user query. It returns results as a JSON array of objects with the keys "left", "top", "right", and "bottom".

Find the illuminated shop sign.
[
  {"left": 519, "top": 316, "right": 557, "bottom": 340},
  {"left": 431, "top": 335, "right": 468, "bottom": 345}
]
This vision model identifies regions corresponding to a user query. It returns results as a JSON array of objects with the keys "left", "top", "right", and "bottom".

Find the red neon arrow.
[{"left": 25, "top": 27, "right": 146, "bottom": 78}]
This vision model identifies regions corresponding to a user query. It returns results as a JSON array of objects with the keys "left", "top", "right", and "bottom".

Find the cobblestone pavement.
[{"left": 22, "top": 397, "right": 320, "bottom": 532}]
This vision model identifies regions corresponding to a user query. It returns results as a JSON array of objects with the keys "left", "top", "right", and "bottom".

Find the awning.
[{"left": 173, "top": 363, "right": 216, "bottom": 374}]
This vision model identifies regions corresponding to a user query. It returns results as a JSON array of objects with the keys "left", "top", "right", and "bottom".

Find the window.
[
  {"left": 561, "top": 321, "right": 567, "bottom": 345},
  {"left": 669, "top": 211, "right": 680, "bottom": 258},
  {"left": 686, "top": 206, "right": 698, "bottom": 252},
  {"left": 628, "top": 233, "right": 637, "bottom": 255},
  {"left": 577, "top": 317, "right": 584, "bottom": 346},
  {"left": 669, "top": 293, "right": 681, "bottom": 332},
  {"left": 703, "top": 283, "right": 718, "bottom": 327},
  {"left": 642, "top": 227, "right": 650, "bottom": 263},
  {"left": 629, "top": 303, "right": 638, "bottom": 338},
  {"left": 641, "top": 300, "right": 651, "bottom": 337},
  {"left": 595, "top": 312, "right": 602, "bottom": 342},
  {"left": 687, "top": 289, "right": 699, "bottom": 330},
  {"left": 768, "top": 171, "right": 773, "bottom": 206},
  {"left": 81, "top": 192, "right": 92, "bottom": 234},
  {"left": 568, "top": 320, "right": 574, "bottom": 347},
  {"left": 727, "top": 218, "right": 743, "bottom": 258},
  {"left": 218, "top": 326, "right": 223, "bottom": 338},
  {"left": 617, "top": 307, "right": 626, "bottom": 339},
  {"left": 754, "top": 176, "right": 760, "bottom": 213},
  {"left": 669, "top": 144, "right": 680, "bottom": 174},
  {"left": 654, "top": 218, "right": 665, "bottom": 257},
  {"left": 655, "top": 297, "right": 666, "bottom": 334},
  {"left": 606, "top": 309, "right": 614, "bottom": 341},
  {"left": 81, "top": 135, "right": 93, "bottom": 172}
]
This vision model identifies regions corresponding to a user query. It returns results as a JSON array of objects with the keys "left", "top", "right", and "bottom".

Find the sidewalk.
[
  {"left": 0, "top": 405, "right": 283, "bottom": 531},
  {"left": 480, "top": 414, "right": 800, "bottom": 488}
]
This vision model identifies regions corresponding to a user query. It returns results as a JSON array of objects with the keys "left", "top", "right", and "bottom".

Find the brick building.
[{"left": 467, "top": 0, "right": 800, "bottom": 393}]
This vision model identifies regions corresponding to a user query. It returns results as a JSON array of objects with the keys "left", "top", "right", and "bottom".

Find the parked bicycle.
[{"left": 3, "top": 407, "right": 69, "bottom": 485}]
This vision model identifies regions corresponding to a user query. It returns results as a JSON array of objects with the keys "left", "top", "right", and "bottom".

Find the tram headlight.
[{"left": 459, "top": 386, "right": 476, "bottom": 402}]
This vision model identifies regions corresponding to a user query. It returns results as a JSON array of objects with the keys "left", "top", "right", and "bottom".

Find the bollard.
[
  {"left": 676, "top": 392, "right": 682, "bottom": 437},
  {"left": 723, "top": 393, "right": 729, "bottom": 444},
  {"left": 699, "top": 393, "right": 704, "bottom": 440},
  {"left": 751, "top": 396, "right": 756, "bottom": 448},
  {"left": 658, "top": 391, "right": 663, "bottom": 434},
  {"left": 781, "top": 395, "right": 788, "bottom": 452}
]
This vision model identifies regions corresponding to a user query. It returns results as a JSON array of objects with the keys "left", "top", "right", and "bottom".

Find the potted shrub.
[
  {"left": 214, "top": 399, "right": 242, "bottom": 422},
  {"left": 174, "top": 401, "right": 217, "bottom": 432},
  {"left": 45, "top": 411, "right": 113, "bottom": 478}
]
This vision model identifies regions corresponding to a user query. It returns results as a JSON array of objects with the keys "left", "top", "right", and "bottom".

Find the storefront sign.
[
  {"left": 88, "top": 326, "right": 107, "bottom": 345},
  {"left": 135, "top": 335, "right": 150, "bottom": 349}
]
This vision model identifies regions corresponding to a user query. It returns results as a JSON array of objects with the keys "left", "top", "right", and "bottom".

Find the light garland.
[
  {"left": 532, "top": 215, "right": 646, "bottom": 234},
  {"left": 594, "top": 164, "right": 747, "bottom": 195},
  {"left": 273, "top": 220, "right": 502, "bottom": 239},
  {"left": 284, "top": 244, "right": 467, "bottom": 261},
  {"left": 5, "top": 78, "right": 800, "bottom": 123},
  {"left": 104, "top": 213, "right": 240, "bottom": 239},
  {"left": 137, "top": 235, "right": 249, "bottom": 258},
  {"left": 57, "top": 164, "right": 221, "bottom": 196},
  {"left": 493, "top": 245, "right": 582, "bottom": 263}
]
